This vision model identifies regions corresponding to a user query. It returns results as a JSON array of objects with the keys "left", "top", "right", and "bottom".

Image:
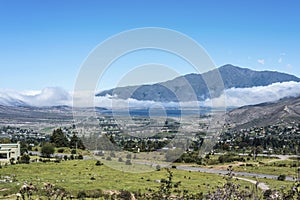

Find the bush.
[
  {"left": 118, "top": 157, "right": 123, "bottom": 162},
  {"left": 63, "top": 155, "right": 68, "bottom": 161},
  {"left": 125, "top": 159, "right": 132, "bottom": 165},
  {"left": 156, "top": 165, "right": 161, "bottom": 171},
  {"left": 277, "top": 174, "right": 286, "bottom": 181},
  {"left": 106, "top": 156, "right": 112, "bottom": 161},
  {"left": 263, "top": 189, "right": 273, "bottom": 199},
  {"left": 57, "top": 148, "right": 64, "bottom": 153},
  {"left": 77, "top": 191, "right": 87, "bottom": 199},
  {"left": 71, "top": 149, "right": 77, "bottom": 155},
  {"left": 9, "top": 158, "right": 15, "bottom": 165},
  {"left": 95, "top": 160, "right": 103, "bottom": 166},
  {"left": 41, "top": 143, "right": 55, "bottom": 158},
  {"left": 18, "top": 154, "right": 30, "bottom": 164},
  {"left": 78, "top": 155, "right": 83, "bottom": 160},
  {"left": 118, "top": 190, "right": 132, "bottom": 199},
  {"left": 87, "top": 189, "right": 103, "bottom": 198}
]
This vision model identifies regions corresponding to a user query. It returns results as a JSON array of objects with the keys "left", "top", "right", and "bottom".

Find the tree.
[
  {"left": 50, "top": 128, "right": 69, "bottom": 147},
  {"left": 69, "top": 132, "right": 85, "bottom": 150},
  {"left": 41, "top": 143, "right": 55, "bottom": 158}
]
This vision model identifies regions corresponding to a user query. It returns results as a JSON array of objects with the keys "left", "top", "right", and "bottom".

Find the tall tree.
[
  {"left": 69, "top": 132, "right": 85, "bottom": 150},
  {"left": 50, "top": 128, "right": 69, "bottom": 147}
]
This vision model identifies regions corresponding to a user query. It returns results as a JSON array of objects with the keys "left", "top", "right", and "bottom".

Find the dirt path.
[{"left": 234, "top": 177, "right": 269, "bottom": 191}]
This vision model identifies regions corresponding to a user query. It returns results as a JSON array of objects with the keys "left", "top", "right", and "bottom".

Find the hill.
[{"left": 227, "top": 96, "right": 300, "bottom": 129}]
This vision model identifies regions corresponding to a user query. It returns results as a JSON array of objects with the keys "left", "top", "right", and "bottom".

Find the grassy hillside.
[{"left": 0, "top": 159, "right": 254, "bottom": 198}]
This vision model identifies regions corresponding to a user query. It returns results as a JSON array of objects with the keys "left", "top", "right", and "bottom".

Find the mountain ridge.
[
  {"left": 226, "top": 95, "right": 300, "bottom": 129},
  {"left": 97, "top": 64, "right": 300, "bottom": 102}
]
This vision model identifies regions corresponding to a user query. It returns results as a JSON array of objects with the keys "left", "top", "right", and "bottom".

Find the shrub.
[
  {"left": 41, "top": 143, "right": 55, "bottom": 158},
  {"left": 118, "top": 157, "right": 123, "bottom": 162},
  {"left": 95, "top": 160, "right": 103, "bottom": 166},
  {"left": 63, "top": 155, "right": 68, "bottom": 161},
  {"left": 156, "top": 165, "right": 161, "bottom": 171},
  {"left": 71, "top": 149, "right": 77, "bottom": 155},
  {"left": 87, "top": 189, "right": 103, "bottom": 198},
  {"left": 118, "top": 190, "right": 132, "bottom": 199},
  {"left": 9, "top": 158, "right": 15, "bottom": 165},
  {"left": 57, "top": 148, "right": 64, "bottom": 153},
  {"left": 277, "top": 174, "right": 286, "bottom": 181},
  {"left": 106, "top": 156, "right": 112, "bottom": 161},
  {"left": 18, "top": 154, "right": 30, "bottom": 164},
  {"left": 77, "top": 191, "right": 87, "bottom": 199},
  {"left": 125, "top": 159, "right": 132, "bottom": 165},
  {"left": 78, "top": 155, "right": 83, "bottom": 160}
]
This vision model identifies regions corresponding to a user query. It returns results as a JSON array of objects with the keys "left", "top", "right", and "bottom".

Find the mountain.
[
  {"left": 226, "top": 96, "right": 300, "bottom": 129},
  {"left": 97, "top": 64, "right": 300, "bottom": 102},
  {"left": 0, "top": 96, "right": 28, "bottom": 107}
]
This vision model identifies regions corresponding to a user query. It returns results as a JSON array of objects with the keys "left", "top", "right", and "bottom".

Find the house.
[{"left": 0, "top": 142, "right": 20, "bottom": 163}]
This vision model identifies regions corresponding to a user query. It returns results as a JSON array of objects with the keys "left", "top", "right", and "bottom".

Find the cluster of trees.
[
  {"left": 50, "top": 128, "right": 85, "bottom": 150},
  {"left": 40, "top": 128, "right": 85, "bottom": 158}
]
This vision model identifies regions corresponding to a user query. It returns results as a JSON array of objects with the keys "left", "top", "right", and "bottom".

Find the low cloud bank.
[
  {"left": 1, "top": 81, "right": 300, "bottom": 108},
  {"left": 207, "top": 81, "right": 300, "bottom": 108}
]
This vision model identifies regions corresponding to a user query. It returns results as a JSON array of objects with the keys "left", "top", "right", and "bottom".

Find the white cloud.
[
  {"left": 0, "top": 87, "right": 71, "bottom": 107},
  {"left": 205, "top": 81, "right": 300, "bottom": 108},
  {"left": 1, "top": 82, "right": 300, "bottom": 109},
  {"left": 257, "top": 59, "right": 265, "bottom": 65}
]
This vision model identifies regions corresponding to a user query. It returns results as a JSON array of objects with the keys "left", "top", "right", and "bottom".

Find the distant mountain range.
[
  {"left": 1, "top": 95, "right": 300, "bottom": 130},
  {"left": 97, "top": 64, "right": 300, "bottom": 102},
  {"left": 1, "top": 64, "right": 300, "bottom": 107}
]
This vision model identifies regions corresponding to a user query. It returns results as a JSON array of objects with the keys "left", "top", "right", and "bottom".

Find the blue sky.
[{"left": 0, "top": 0, "right": 299, "bottom": 91}]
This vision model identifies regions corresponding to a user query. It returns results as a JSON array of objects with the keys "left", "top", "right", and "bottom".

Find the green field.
[
  {"left": 0, "top": 159, "right": 255, "bottom": 198},
  {"left": 233, "top": 159, "right": 299, "bottom": 177}
]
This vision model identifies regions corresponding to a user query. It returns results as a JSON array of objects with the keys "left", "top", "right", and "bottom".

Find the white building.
[{"left": 0, "top": 142, "right": 21, "bottom": 163}]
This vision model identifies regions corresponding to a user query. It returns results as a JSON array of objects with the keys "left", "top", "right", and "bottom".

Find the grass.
[
  {"left": 233, "top": 159, "right": 299, "bottom": 177},
  {"left": 0, "top": 159, "right": 254, "bottom": 198},
  {"left": 237, "top": 176, "right": 295, "bottom": 191}
]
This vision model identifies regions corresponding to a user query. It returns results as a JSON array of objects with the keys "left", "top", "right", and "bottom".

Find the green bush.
[
  {"left": 77, "top": 191, "right": 87, "bottom": 199},
  {"left": 57, "top": 148, "right": 64, "bottom": 153},
  {"left": 277, "top": 174, "right": 286, "bottom": 181},
  {"left": 71, "top": 149, "right": 77, "bottom": 155},
  {"left": 95, "top": 160, "right": 103, "bottom": 166},
  {"left": 41, "top": 143, "right": 55, "bottom": 158},
  {"left": 18, "top": 154, "right": 30, "bottom": 164}
]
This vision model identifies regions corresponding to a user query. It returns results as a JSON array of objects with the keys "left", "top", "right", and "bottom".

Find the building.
[{"left": 0, "top": 142, "right": 20, "bottom": 163}]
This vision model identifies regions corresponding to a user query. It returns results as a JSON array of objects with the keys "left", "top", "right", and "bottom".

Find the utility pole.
[{"left": 76, "top": 141, "right": 78, "bottom": 158}]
